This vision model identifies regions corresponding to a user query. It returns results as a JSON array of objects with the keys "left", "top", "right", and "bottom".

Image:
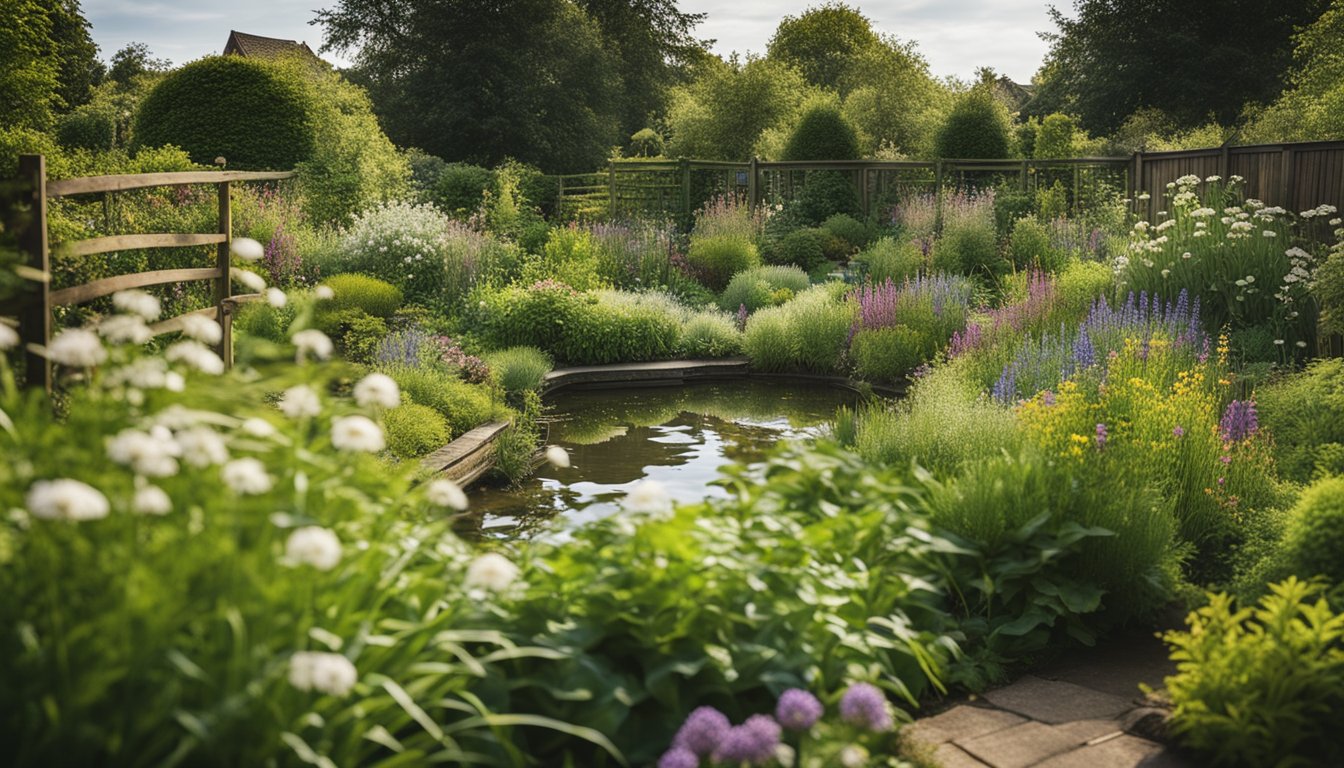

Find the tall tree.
[
  {"left": 0, "top": 0, "right": 62, "bottom": 131},
  {"left": 107, "top": 42, "right": 170, "bottom": 86},
  {"left": 1031, "top": 0, "right": 1328, "bottom": 134},
  {"left": 767, "top": 2, "right": 880, "bottom": 93},
  {"left": 664, "top": 55, "right": 818, "bottom": 161},
  {"left": 318, "top": 0, "right": 622, "bottom": 172},
  {"left": 47, "top": 0, "right": 100, "bottom": 110},
  {"left": 575, "top": 0, "right": 709, "bottom": 135},
  {"left": 1243, "top": 0, "right": 1344, "bottom": 143}
]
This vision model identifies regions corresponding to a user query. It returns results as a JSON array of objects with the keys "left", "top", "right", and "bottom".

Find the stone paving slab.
[
  {"left": 934, "top": 743, "right": 993, "bottom": 768},
  {"left": 905, "top": 705, "right": 1027, "bottom": 746},
  {"left": 1033, "top": 735, "right": 1171, "bottom": 768},
  {"left": 981, "top": 675, "right": 1134, "bottom": 725},
  {"left": 958, "top": 721, "right": 1084, "bottom": 768}
]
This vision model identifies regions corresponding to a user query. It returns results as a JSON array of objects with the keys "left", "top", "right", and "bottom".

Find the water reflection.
[{"left": 468, "top": 380, "right": 858, "bottom": 537}]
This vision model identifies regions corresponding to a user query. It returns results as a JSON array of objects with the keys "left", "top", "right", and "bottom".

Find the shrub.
[
  {"left": 134, "top": 56, "right": 316, "bottom": 168},
  {"left": 1315, "top": 247, "right": 1344, "bottom": 335},
  {"left": 1053, "top": 260, "right": 1112, "bottom": 320},
  {"left": 1257, "top": 359, "right": 1344, "bottom": 483},
  {"left": 1007, "top": 216, "right": 1064, "bottom": 272},
  {"left": 231, "top": 299, "right": 297, "bottom": 343},
  {"left": 934, "top": 87, "right": 1011, "bottom": 159},
  {"left": 56, "top": 104, "right": 115, "bottom": 151},
  {"left": 1277, "top": 476, "right": 1344, "bottom": 585},
  {"left": 434, "top": 163, "right": 495, "bottom": 216},
  {"left": 314, "top": 308, "right": 388, "bottom": 364},
  {"left": 791, "top": 172, "right": 861, "bottom": 225},
  {"left": 687, "top": 234, "right": 760, "bottom": 291},
  {"left": 319, "top": 273, "right": 403, "bottom": 318},
  {"left": 992, "top": 188, "right": 1035, "bottom": 240},
  {"left": 384, "top": 364, "right": 501, "bottom": 436},
  {"left": 628, "top": 128, "right": 664, "bottom": 158},
  {"left": 1163, "top": 579, "right": 1344, "bottom": 767},
  {"left": 742, "top": 287, "right": 853, "bottom": 374},
  {"left": 522, "top": 227, "right": 606, "bottom": 291},
  {"left": 383, "top": 402, "right": 451, "bottom": 458},
  {"left": 719, "top": 265, "right": 810, "bottom": 313},
  {"left": 854, "top": 237, "right": 923, "bottom": 283},
  {"left": 741, "top": 306, "right": 796, "bottom": 372},
  {"left": 932, "top": 449, "right": 1175, "bottom": 650},
  {"left": 781, "top": 102, "right": 860, "bottom": 161},
  {"left": 677, "top": 310, "right": 742, "bottom": 358},
  {"left": 476, "top": 281, "right": 583, "bottom": 353},
  {"left": 932, "top": 215, "right": 1002, "bottom": 278},
  {"left": 772, "top": 228, "right": 828, "bottom": 271},
  {"left": 486, "top": 346, "right": 552, "bottom": 394},
  {"left": 852, "top": 326, "right": 926, "bottom": 382},
  {"left": 821, "top": 213, "right": 870, "bottom": 252},
  {"left": 335, "top": 201, "right": 453, "bottom": 308},
  {"left": 556, "top": 291, "right": 682, "bottom": 365}
]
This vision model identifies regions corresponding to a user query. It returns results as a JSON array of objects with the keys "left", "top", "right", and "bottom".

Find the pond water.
[{"left": 468, "top": 379, "right": 859, "bottom": 536}]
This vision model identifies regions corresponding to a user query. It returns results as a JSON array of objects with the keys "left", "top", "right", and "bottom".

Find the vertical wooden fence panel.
[
  {"left": 215, "top": 181, "right": 233, "bottom": 368},
  {"left": 17, "top": 155, "right": 52, "bottom": 392}
]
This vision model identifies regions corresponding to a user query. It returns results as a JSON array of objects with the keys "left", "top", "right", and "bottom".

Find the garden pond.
[{"left": 469, "top": 379, "right": 860, "bottom": 535}]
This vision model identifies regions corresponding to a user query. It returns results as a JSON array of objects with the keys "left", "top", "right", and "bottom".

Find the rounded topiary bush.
[
  {"left": 628, "top": 128, "right": 664, "bottom": 158},
  {"left": 782, "top": 103, "right": 860, "bottom": 161},
  {"left": 821, "top": 213, "right": 870, "bottom": 252},
  {"left": 383, "top": 403, "right": 452, "bottom": 459},
  {"left": 687, "top": 234, "right": 760, "bottom": 291},
  {"left": 771, "top": 228, "right": 828, "bottom": 271},
  {"left": 1278, "top": 476, "right": 1344, "bottom": 585},
  {"left": 134, "top": 56, "right": 317, "bottom": 169},
  {"left": 320, "top": 273, "right": 404, "bottom": 318},
  {"left": 935, "top": 87, "right": 1011, "bottom": 160},
  {"left": 719, "top": 265, "right": 810, "bottom": 312}
]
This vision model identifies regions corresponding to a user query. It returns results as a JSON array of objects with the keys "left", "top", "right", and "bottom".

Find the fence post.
[
  {"left": 1280, "top": 146, "right": 1296, "bottom": 209},
  {"left": 16, "top": 155, "right": 52, "bottom": 392},
  {"left": 215, "top": 180, "right": 233, "bottom": 369},
  {"left": 607, "top": 160, "right": 616, "bottom": 220},
  {"left": 1133, "top": 151, "right": 1144, "bottom": 215},
  {"left": 934, "top": 159, "right": 944, "bottom": 233},
  {"left": 748, "top": 156, "right": 759, "bottom": 209},
  {"left": 858, "top": 165, "right": 870, "bottom": 218},
  {"left": 1020, "top": 159, "right": 1029, "bottom": 192},
  {"left": 679, "top": 157, "right": 691, "bottom": 222}
]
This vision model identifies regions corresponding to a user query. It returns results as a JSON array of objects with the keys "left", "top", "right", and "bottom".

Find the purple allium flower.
[
  {"left": 711, "top": 716, "right": 781, "bottom": 766},
  {"left": 1173, "top": 425, "right": 1185, "bottom": 438},
  {"left": 775, "top": 688, "right": 823, "bottom": 731},
  {"left": 658, "top": 747, "right": 699, "bottom": 768},
  {"left": 673, "top": 706, "right": 730, "bottom": 757},
  {"left": 1219, "top": 400, "right": 1259, "bottom": 442},
  {"left": 839, "top": 683, "right": 893, "bottom": 732},
  {"left": 1095, "top": 422, "right": 1108, "bottom": 449}
]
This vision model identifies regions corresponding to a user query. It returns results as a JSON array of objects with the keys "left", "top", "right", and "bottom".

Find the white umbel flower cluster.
[
  {"left": 427, "top": 478, "right": 468, "bottom": 510},
  {"left": 292, "top": 330, "right": 334, "bottom": 362},
  {"left": 353, "top": 373, "right": 400, "bottom": 409},
  {"left": 0, "top": 322, "right": 17, "bottom": 350},
  {"left": 544, "top": 445, "right": 570, "bottom": 468},
  {"left": 165, "top": 341, "right": 225, "bottom": 375},
  {"left": 231, "top": 237, "right": 265, "bottom": 262},
  {"left": 132, "top": 483, "right": 172, "bottom": 515},
  {"left": 465, "top": 552, "right": 519, "bottom": 592},
  {"left": 107, "top": 426, "right": 181, "bottom": 477},
  {"left": 331, "top": 415, "right": 385, "bottom": 453},
  {"left": 98, "top": 315, "right": 153, "bottom": 345},
  {"left": 112, "top": 289, "right": 161, "bottom": 321},
  {"left": 47, "top": 328, "right": 107, "bottom": 368},
  {"left": 285, "top": 526, "right": 342, "bottom": 571},
  {"left": 179, "top": 314, "right": 222, "bottom": 344},
  {"left": 26, "top": 479, "right": 110, "bottom": 521},
  {"left": 279, "top": 385, "right": 322, "bottom": 419},
  {"left": 288, "top": 651, "right": 357, "bottom": 696},
  {"left": 624, "top": 479, "right": 672, "bottom": 515},
  {"left": 221, "top": 457, "right": 273, "bottom": 495}
]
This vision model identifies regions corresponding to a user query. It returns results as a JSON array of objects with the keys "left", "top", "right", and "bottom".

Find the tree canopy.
[
  {"left": 0, "top": 0, "right": 99, "bottom": 132},
  {"left": 1242, "top": 0, "right": 1344, "bottom": 143},
  {"left": 767, "top": 3, "right": 880, "bottom": 93},
  {"left": 665, "top": 56, "right": 818, "bottom": 161},
  {"left": 1030, "top": 0, "right": 1328, "bottom": 135}
]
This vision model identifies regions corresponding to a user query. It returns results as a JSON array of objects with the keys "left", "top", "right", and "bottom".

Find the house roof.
[{"left": 223, "top": 30, "right": 318, "bottom": 60}]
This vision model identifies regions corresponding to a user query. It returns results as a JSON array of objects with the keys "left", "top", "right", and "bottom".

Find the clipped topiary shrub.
[
  {"left": 1277, "top": 476, "right": 1344, "bottom": 585},
  {"left": 385, "top": 365, "right": 501, "bottom": 436},
  {"left": 383, "top": 403, "right": 451, "bottom": 459},
  {"left": 718, "top": 265, "right": 811, "bottom": 313},
  {"left": 319, "top": 273, "right": 403, "bottom": 318},
  {"left": 771, "top": 228, "right": 828, "bottom": 271},
  {"left": 934, "top": 87, "right": 1011, "bottom": 159},
  {"left": 134, "top": 56, "right": 318, "bottom": 168},
  {"left": 687, "top": 234, "right": 760, "bottom": 291},
  {"left": 792, "top": 171, "right": 861, "bottom": 225},
  {"left": 782, "top": 102, "right": 860, "bottom": 161}
]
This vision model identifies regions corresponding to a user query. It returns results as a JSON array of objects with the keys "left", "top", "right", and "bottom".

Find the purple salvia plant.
[{"left": 1219, "top": 400, "right": 1259, "bottom": 442}]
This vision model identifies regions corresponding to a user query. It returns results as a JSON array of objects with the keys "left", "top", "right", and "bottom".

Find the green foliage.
[
  {"left": 934, "top": 87, "right": 1011, "bottom": 159},
  {"left": 0, "top": 1, "right": 62, "bottom": 131},
  {"left": 486, "top": 346, "right": 552, "bottom": 394},
  {"left": 476, "top": 281, "right": 583, "bottom": 354},
  {"left": 383, "top": 402, "right": 451, "bottom": 458},
  {"left": 1053, "top": 259, "right": 1113, "bottom": 318},
  {"left": 676, "top": 310, "right": 743, "bottom": 357},
  {"left": 231, "top": 298, "right": 298, "bottom": 344},
  {"left": 791, "top": 171, "right": 861, "bottom": 225},
  {"left": 821, "top": 213, "right": 871, "bottom": 251},
  {"left": 55, "top": 103, "right": 115, "bottom": 151},
  {"left": 334, "top": 201, "right": 455, "bottom": 309},
  {"left": 931, "top": 449, "right": 1176, "bottom": 654},
  {"left": 992, "top": 188, "right": 1035, "bottom": 240},
  {"left": 854, "top": 363, "right": 1020, "bottom": 476},
  {"left": 1007, "top": 216, "right": 1065, "bottom": 272},
  {"left": 1163, "top": 578, "right": 1344, "bottom": 767},
  {"left": 687, "top": 233, "right": 760, "bottom": 291},
  {"left": 855, "top": 237, "right": 923, "bottom": 283},
  {"left": 666, "top": 55, "right": 819, "bottom": 161},
  {"left": 383, "top": 364, "right": 502, "bottom": 436},
  {"left": 434, "top": 163, "right": 496, "bottom": 216},
  {"left": 1032, "top": 113, "right": 1078, "bottom": 158},
  {"left": 1277, "top": 476, "right": 1344, "bottom": 586},
  {"left": 319, "top": 0, "right": 626, "bottom": 172},
  {"left": 852, "top": 326, "right": 926, "bottom": 382},
  {"left": 492, "top": 389, "right": 542, "bottom": 484},
  {"left": 766, "top": 3, "right": 880, "bottom": 91},
  {"left": 1315, "top": 247, "right": 1344, "bottom": 335},
  {"left": 742, "top": 287, "right": 854, "bottom": 373},
  {"left": 781, "top": 100, "right": 860, "bottom": 160},
  {"left": 627, "top": 128, "right": 664, "bottom": 158},
  {"left": 932, "top": 215, "right": 1003, "bottom": 278},
  {"left": 556, "top": 291, "right": 682, "bottom": 365},
  {"left": 719, "top": 265, "right": 810, "bottom": 312},
  {"left": 315, "top": 308, "right": 388, "bottom": 364},
  {"left": 772, "top": 228, "right": 829, "bottom": 271},
  {"left": 1242, "top": 0, "right": 1344, "bottom": 143},
  {"left": 319, "top": 273, "right": 403, "bottom": 318},
  {"left": 1258, "top": 359, "right": 1344, "bottom": 484},
  {"left": 522, "top": 227, "right": 606, "bottom": 291},
  {"left": 134, "top": 56, "right": 318, "bottom": 169}
]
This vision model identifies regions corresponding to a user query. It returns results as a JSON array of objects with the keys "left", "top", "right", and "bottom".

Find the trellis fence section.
[
  {"left": 12, "top": 154, "right": 295, "bottom": 391},
  {"left": 1132, "top": 140, "right": 1344, "bottom": 220},
  {"left": 561, "top": 140, "right": 1344, "bottom": 225}
]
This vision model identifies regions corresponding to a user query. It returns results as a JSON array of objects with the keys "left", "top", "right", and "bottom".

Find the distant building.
[{"left": 223, "top": 31, "right": 319, "bottom": 61}]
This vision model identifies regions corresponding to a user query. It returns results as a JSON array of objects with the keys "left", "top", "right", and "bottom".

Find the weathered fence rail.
[
  {"left": 561, "top": 139, "right": 1344, "bottom": 225},
  {"left": 11, "top": 154, "right": 295, "bottom": 390}
]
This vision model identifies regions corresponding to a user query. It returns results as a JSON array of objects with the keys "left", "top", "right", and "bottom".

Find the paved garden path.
[{"left": 905, "top": 631, "right": 1191, "bottom": 768}]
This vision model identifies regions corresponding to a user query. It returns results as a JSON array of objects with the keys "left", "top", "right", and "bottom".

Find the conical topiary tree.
[
  {"left": 934, "top": 87, "right": 1012, "bottom": 159},
  {"left": 782, "top": 102, "right": 860, "bottom": 161}
]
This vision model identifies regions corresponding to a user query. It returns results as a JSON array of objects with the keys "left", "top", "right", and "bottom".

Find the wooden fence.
[
  {"left": 12, "top": 154, "right": 295, "bottom": 391},
  {"left": 564, "top": 139, "right": 1344, "bottom": 225},
  {"left": 1131, "top": 140, "right": 1344, "bottom": 220}
]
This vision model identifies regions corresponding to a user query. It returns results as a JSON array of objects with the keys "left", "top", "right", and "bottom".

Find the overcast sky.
[{"left": 85, "top": 0, "right": 1057, "bottom": 83}]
